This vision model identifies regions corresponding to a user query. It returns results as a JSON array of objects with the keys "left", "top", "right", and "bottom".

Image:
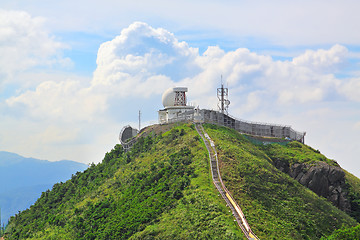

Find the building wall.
[{"left": 158, "top": 107, "right": 195, "bottom": 124}]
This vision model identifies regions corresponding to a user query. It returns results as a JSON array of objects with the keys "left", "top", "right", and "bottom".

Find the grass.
[
  {"left": 204, "top": 124, "right": 358, "bottom": 239},
  {"left": 5, "top": 123, "right": 244, "bottom": 240},
  {"left": 5, "top": 123, "right": 360, "bottom": 240}
]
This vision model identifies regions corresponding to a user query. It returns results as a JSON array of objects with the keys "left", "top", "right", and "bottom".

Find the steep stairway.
[{"left": 195, "top": 123, "right": 259, "bottom": 240}]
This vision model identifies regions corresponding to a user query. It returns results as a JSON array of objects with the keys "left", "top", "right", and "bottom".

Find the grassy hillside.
[
  {"left": 344, "top": 170, "right": 360, "bottom": 221},
  {"left": 5, "top": 123, "right": 360, "bottom": 239},
  {"left": 322, "top": 224, "right": 360, "bottom": 239},
  {"left": 203, "top": 124, "right": 359, "bottom": 239},
  {"left": 5, "top": 124, "right": 242, "bottom": 240}
]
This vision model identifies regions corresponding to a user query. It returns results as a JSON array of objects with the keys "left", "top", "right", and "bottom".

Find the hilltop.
[{"left": 4, "top": 123, "right": 360, "bottom": 239}]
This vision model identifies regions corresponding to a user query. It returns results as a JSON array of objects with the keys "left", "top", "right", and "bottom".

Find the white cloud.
[
  {"left": 3, "top": 20, "right": 360, "bottom": 179},
  {"left": 0, "top": 9, "right": 71, "bottom": 84},
  {"left": 292, "top": 44, "right": 348, "bottom": 73},
  {"left": 354, "top": 121, "right": 360, "bottom": 130},
  {"left": 3, "top": 0, "right": 360, "bottom": 47},
  {"left": 181, "top": 44, "right": 344, "bottom": 108},
  {"left": 92, "top": 22, "right": 200, "bottom": 96},
  {"left": 6, "top": 79, "right": 106, "bottom": 122},
  {"left": 4, "top": 20, "right": 344, "bottom": 117},
  {"left": 338, "top": 77, "right": 360, "bottom": 102},
  {"left": 0, "top": 115, "right": 120, "bottom": 164}
]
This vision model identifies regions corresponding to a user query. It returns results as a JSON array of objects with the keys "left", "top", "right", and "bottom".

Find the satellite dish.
[{"left": 119, "top": 125, "right": 139, "bottom": 145}]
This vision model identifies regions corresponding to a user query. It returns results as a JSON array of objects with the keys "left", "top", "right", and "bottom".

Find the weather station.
[
  {"left": 158, "top": 87, "right": 194, "bottom": 124},
  {"left": 119, "top": 78, "right": 306, "bottom": 151}
]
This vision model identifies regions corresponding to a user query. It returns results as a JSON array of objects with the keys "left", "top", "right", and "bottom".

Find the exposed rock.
[
  {"left": 273, "top": 159, "right": 351, "bottom": 212},
  {"left": 273, "top": 159, "right": 289, "bottom": 173}
]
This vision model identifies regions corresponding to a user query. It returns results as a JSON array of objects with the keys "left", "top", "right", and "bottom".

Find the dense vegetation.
[
  {"left": 259, "top": 140, "right": 339, "bottom": 166},
  {"left": 0, "top": 224, "right": 4, "bottom": 237},
  {"left": 5, "top": 123, "right": 360, "bottom": 239},
  {"left": 5, "top": 124, "right": 242, "bottom": 239},
  {"left": 344, "top": 170, "right": 360, "bottom": 222},
  {"left": 322, "top": 225, "right": 360, "bottom": 239}
]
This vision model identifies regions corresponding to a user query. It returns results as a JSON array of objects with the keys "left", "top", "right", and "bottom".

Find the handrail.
[
  {"left": 201, "top": 109, "right": 305, "bottom": 142},
  {"left": 195, "top": 123, "right": 259, "bottom": 240},
  {"left": 226, "top": 112, "right": 291, "bottom": 128}
]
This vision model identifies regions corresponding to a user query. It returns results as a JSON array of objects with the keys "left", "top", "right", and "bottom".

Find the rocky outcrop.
[{"left": 274, "top": 160, "right": 351, "bottom": 212}]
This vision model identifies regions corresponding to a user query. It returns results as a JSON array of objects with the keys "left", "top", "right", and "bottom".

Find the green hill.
[{"left": 4, "top": 123, "right": 360, "bottom": 239}]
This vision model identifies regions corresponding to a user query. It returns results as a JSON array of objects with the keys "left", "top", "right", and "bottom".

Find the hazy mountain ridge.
[
  {"left": 0, "top": 151, "right": 87, "bottom": 224},
  {"left": 4, "top": 124, "right": 360, "bottom": 239}
]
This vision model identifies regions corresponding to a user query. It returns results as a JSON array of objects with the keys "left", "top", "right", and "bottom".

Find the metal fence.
[
  {"left": 200, "top": 109, "right": 305, "bottom": 143},
  {"left": 159, "top": 109, "right": 306, "bottom": 143}
]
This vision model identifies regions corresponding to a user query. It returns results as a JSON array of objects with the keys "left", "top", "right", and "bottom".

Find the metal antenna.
[
  {"left": 138, "top": 110, "right": 141, "bottom": 131},
  {"left": 217, "top": 75, "right": 230, "bottom": 114}
]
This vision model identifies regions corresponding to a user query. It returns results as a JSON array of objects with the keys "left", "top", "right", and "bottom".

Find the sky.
[{"left": 1, "top": 0, "right": 360, "bottom": 177}]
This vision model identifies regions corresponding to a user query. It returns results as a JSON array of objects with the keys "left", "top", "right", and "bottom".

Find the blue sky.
[{"left": 1, "top": 0, "right": 360, "bottom": 178}]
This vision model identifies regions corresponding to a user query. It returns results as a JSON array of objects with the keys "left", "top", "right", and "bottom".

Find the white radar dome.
[
  {"left": 162, "top": 87, "right": 188, "bottom": 108},
  {"left": 162, "top": 88, "right": 176, "bottom": 108}
]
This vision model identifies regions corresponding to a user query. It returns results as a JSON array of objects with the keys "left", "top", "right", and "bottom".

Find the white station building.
[
  {"left": 120, "top": 85, "right": 305, "bottom": 152},
  {"left": 158, "top": 87, "right": 194, "bottom": 124},
  {"left": 156, "top": 86, "right": 306, "bottom": 143}
]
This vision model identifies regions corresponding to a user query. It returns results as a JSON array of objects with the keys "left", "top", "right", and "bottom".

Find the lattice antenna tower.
[
  {"left": 217, "top": 75, "right": 230, "bottom": 114},
  {"left": 174, "top": 90, "right": 186, "bottom": 106}
]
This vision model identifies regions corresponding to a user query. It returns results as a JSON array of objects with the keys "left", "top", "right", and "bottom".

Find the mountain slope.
[
  {"left": 203, "top": 124, "right": 358, "bottom": 239},
  {"left": 5, "top": 124, "right": 243, "bottom": 239},
  {"left": 0, "top": 152, "right": 87, "bottom": 224},
  {"left": 5, "top": 123, "right": 360, "bottom": 239}
]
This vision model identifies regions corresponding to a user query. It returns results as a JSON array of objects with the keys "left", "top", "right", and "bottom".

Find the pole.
[
  {"left": 138, "top": 110, "right": 141, "bottom": 131},
  {"left": 221, "top": 84, "right": 225, "bottom": 113},
  {"left": 217, "top": 75, "right": 229, "bottom": 114}
]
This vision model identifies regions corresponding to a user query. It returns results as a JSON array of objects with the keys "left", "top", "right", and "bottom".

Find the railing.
[
  {"left": 195, "top": 123, "right": 259, "bottom": 240},
  {"left": 159, "top": 109, "right": 305, "bottom": 142},
  {"left": 201, "top": 109, "right": 305, "bottom": 143}
]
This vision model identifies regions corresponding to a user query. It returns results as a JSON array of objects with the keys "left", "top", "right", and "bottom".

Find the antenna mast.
[
  {"left": 217, "top": 75, "right": 230, "bottom": 114},
  {"left": 138, "top": 110, "right": 141, "bottom": 131}
]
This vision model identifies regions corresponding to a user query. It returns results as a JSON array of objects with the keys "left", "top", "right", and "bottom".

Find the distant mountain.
[{"left": 0, "top": 151, "right": 87, "bottom": 224}]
